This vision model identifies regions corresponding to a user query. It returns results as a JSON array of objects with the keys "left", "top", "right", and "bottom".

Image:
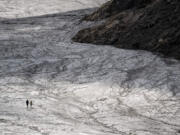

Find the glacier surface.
[
  {"left": 0, "top": 0, "right": 107, "bottom": 18},
  {"left": 0, "top": 1, "right": 180, "bottom": 135}
]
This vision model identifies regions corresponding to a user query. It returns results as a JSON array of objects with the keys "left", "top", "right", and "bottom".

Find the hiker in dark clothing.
[
  {"left": 26, "top": 100, "right": 29, "bottom": 108},
  {"left": 30, "top": 101, "right": 33, "bottom": 108}
]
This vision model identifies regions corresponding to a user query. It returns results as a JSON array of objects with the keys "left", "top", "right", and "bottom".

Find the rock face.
[
  {"left": 83, "top": 0, "right": 153, "bottom": 21},
  {"left": 73, "top": 0, "right": 180, "bottom": 59}
]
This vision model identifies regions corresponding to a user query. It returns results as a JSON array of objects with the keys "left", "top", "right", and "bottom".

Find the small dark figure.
[
  {"left": 26, "top": 100, "right": 29, "bottom": 108},
  {"left": 30, "top": 101, "right": 33, "bottom": 108}
]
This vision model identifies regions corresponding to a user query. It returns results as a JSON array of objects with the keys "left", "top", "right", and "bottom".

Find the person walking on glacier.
[
  {"left": 26, "top": 99, "right": 29, "bottom": 108},
  {"left": 30, "top": 100, "right": 33, "bottom": 108}
]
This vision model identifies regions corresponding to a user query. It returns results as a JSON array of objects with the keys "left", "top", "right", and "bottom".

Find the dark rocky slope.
[{"left": 73, "top": 0, "right": 180, "bottom": 59}]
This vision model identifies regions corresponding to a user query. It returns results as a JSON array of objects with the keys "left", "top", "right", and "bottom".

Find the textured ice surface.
[
  {"left": 0, "top": 3, "right": 180, "bottom": 135},
  {"left": 0, "top": 0, "right": 107, "bottom": 18}
]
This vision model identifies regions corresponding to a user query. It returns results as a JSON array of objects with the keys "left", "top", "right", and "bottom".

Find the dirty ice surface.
[
  {"left": 0, "top": 0, "right": 107, "bottom": 18},
  {"left": 0, "top": 4, "right": 180, "bottom": 135}
]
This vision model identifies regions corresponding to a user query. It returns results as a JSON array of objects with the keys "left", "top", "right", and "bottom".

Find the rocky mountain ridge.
[{"left": 73, "top": 0, "right": 180, "bottom": 59}]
